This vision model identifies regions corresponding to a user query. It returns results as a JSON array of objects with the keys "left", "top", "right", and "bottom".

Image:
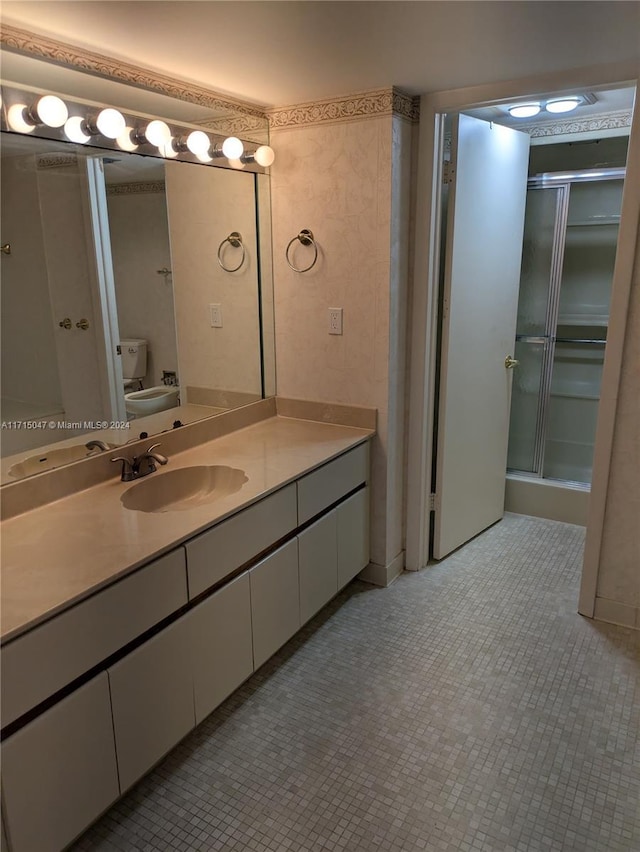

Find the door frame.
[{"left": 405, "top": 60, "right": 639, "bottom": 603}]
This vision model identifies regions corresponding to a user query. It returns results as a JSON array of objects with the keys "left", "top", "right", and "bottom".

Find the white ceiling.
[{"left": 2, "top": 1, "right": 639, "bottom": 108}]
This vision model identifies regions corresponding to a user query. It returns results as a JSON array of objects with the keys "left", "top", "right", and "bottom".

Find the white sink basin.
[
  {"left": 8, "top": 443, "right": 118, "bottom": 479},
  {"left": 121, "top": 465, "right": 248, "bottom": 513}
]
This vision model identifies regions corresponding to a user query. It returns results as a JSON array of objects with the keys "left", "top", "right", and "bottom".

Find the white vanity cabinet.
[
  {"left": 1, "top": 547, "right": 188, "bottom": 728},
  {"left": 190, "top": 571, "right": 254, "bottom": 724},
  {"left": 1, "top": 438, "right": 371, "bottom": 852},
  {"left": 337, "top": 487, "right": 370, "bottom": 589},
  {"left": 185, "top": 484, "right": 297, "bottom": 599},
  {"left": 108, "top": 614, "right": 195, "bottom": 793},
  {"left": 298, "top": 511, "right": 338, "bottom": 624},
  {"left": 250, "top": 539, "right": 300, "bottom": 669},
  {"left": 297, "top": 442, "right": 369, "bottom": 524},
  {"left": 1, "top": 673, "right": 119, "bottom": 852}
]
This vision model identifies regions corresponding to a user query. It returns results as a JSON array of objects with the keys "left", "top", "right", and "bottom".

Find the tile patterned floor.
[{"left": 74, "top": 514, "right": 640, "bottom": 852}]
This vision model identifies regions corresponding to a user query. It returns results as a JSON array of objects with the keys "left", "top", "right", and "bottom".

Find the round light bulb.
[
  {"left": 145, "top": 119, "right": 171, "bottom": 147},
  {"left": 508, "top": 103, "right": 541, "bottom": 119},
  {"left": 186, "top": 130, "right": 210, "bottom": 157},
  {"left": 64, "top": 115, "right": 91, "bottom": 144},
  {"left": 34, "top": 95, "right": 68, "bottom": 127},
  {"left": 159, "top": 139, "right": 178, "bottom": 159},
  {"left": 254, "top": 145, "right": 275, "bottom": 167},
  {"left": 117, "top": 126, "right": 138, "bottom": 152},
  {"left": 7, "top": 104, "right": 35, "bottom": 133},
  {"left": 96, "top": 108, "right": 126, "bottom": 139},
  {"left": 221, "top": 136, "right": 244, "bottom": 159},
  {"left": 545, "top": 98, "right": 580, "bottom": 114}
]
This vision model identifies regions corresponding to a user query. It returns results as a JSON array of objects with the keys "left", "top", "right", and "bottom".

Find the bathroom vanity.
[{"left": 0, "top": 413, "right": 373, "bottom": 852}]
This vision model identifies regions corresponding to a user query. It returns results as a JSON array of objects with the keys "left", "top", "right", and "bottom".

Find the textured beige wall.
[
  {"left": 270, "top": 114, "right": 414, "bottom": 571},
  {"left": 596, "top": 222, "right": 640, "bottom": 622}
]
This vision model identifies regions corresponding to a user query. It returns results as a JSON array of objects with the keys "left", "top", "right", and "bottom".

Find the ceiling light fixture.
[
  {"left": 545, "top": 97, "right": 581, "bottom": 114},
  {"left": 508, "top": 103, "right": 541, "bottom": 119}
]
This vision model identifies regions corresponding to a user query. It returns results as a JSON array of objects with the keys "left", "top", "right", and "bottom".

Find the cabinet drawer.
[
  {"left": 297, "top": 443, "right": 369, "bottom": 524},
  {"left": 190, "top": 572, "right": 254, "bottom": 724},
  {"left": 250, "top": 539, "right": 300, "bottom": 670},
  {"left": 186, "top": 484, "right": 297, "bottom": 599},
  {"left": 2, "top": 673, "right": 119, "bottom": 852},
  {"left": 337, "top": 487, "right": 370, "bottom": 588},
  {"left": 108, "top": 614, "right": 195, "bottom": 793},
  {"left": 1, "top": 548, "right": 188, "bottom": 727},
  {"left": 298, "top": 511, "right": 338, "bottom": 624}
]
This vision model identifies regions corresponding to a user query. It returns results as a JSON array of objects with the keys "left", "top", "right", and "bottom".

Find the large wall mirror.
[{"left": 0, "top": 47, "right": 276, "bottom": 484}]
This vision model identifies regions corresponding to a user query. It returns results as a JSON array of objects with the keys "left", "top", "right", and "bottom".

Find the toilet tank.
[{"left": 120, "top": 339, "right": 148, "bottom": 380}]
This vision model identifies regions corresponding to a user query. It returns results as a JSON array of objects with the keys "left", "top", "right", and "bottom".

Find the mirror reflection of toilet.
[
  {"left": 120, "top": 338, "right": 180, "bottom": 417},
  {"left": 121, "top": 339, "right": 147, "bottom": 392}
]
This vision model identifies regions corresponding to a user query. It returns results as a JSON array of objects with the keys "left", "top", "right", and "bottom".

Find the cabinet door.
[
  {"left": 297, "top": 443, "right": 369, "bottom": 524},
  {"left": 1, "top": 547, "right": 187, "bottom": 728},
  {"left": 337, "top": 487, "right": 370, "bottom": 589},
  {"left": 1, "top": 673, "right": 119, "bottom": 852},
  {"left": 108, "top": 616, "right": 195, "bottom": 793},
  {"left": 191, "top": 572, "right": 254, "bottom": 724},
  {"left": 298, "top": 511, "right": 337, "bottom": 624},
  {"left": 186, "top": 484, "right": 297, "bottom": 598},
  {"left": 250, "top": 539, "right": 299, "bottom": 670}
]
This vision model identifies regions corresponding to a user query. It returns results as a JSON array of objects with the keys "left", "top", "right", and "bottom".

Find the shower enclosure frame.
[{"left": 508, "top": 165, "right": 626, "bottom": 486}]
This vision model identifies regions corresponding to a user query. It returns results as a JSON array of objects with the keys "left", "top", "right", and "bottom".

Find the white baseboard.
[{"left": 358, "top": 551, "right": 404, "bottom": 587}]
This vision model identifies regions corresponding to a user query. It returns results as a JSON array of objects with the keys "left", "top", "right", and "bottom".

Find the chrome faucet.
[
  {"left": 86, "top": 440, "right": 111, "bottom": 453},
  {"left": 112, "top": 443, "right": 168, "bottom": 482},
  {"left": 136, "top": 443, "right": 168, "bottom": 477}
]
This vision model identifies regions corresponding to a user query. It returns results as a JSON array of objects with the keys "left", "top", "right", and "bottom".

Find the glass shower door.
[
  {"left": 541, "top": 176, "right": 622, "bottom": 483},
  {"left": 507, "top": 184, "right": 567, "bottom": 474}
]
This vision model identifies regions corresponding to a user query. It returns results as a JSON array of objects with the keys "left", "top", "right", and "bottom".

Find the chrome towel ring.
[
  {"left": 285, "top": 229, "right": 318, "bottom": 273},
  {"left": 217, "top": 231, "right": 246, "bottom": 272}
]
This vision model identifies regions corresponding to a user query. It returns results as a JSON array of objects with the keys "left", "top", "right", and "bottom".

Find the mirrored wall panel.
[{"left": 0, "top": 133, "right": 276, "bottom": 482}]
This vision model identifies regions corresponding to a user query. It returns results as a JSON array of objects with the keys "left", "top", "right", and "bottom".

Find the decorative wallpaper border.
[
  {"left": 36, "top": 152, "right": 77, "bottom": 169},
  {"left": 0, "top": 23, "right": 267, "bottom": 121},
  {"left": 519, "top": 110, "right": 633, "bottom": 138},
  {"left": 267, "top": 87, "right": 420, "bottom": 130},
  {"left": 106, "top": 181, "right": 166, "bottom": 196}
]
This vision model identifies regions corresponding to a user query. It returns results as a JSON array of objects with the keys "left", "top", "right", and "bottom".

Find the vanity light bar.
[{"left": 0, "top": 83, "right": 275, "bottom": 172}]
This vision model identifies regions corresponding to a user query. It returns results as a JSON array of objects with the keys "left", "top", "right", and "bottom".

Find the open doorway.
[{"left": 406, "top": 78, "right": 637, "bottom": 569}]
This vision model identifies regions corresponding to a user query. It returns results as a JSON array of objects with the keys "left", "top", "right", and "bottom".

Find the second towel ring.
[
  {"left": 286, "top": 229, "right": 318, "bottom": 273},
  {"left": 217, "top": 231, "right": 246, "bottom": 273}
]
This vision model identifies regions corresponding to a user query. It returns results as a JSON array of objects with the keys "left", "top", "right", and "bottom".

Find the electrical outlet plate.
[
  {"left": 328, "top": 307, "right": 343, "bottom": 335},
  {"left": 210, "top": 303, "right": 222, "bottom": 328}
]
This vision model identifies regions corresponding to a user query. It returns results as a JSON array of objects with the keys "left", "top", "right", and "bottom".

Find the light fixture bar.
[{"left": 0, "top": 82, "right": 273, "bottom": 174}]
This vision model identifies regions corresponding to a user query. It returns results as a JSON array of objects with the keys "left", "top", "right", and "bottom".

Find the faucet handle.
[
  {"left": 111, "top": 456, "right": 135, "bottom": 482},
  {"left": 145, "top": 442, "right": 161, "bottom": 453}
]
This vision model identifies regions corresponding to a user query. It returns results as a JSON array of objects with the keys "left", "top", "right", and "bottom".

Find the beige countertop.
[{"left": 1, "top": 415, "right": 372, "bottom": 643}]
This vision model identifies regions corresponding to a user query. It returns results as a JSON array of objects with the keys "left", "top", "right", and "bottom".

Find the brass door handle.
[
  {"left": 505, "top": 355, "right": 519, "bottom": 369},
  {"left": 59, "top": 317, "right": 72, "bottom": 330},
  {"left": 76, "top": 318, "right": 90, "bottom": 330}
]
